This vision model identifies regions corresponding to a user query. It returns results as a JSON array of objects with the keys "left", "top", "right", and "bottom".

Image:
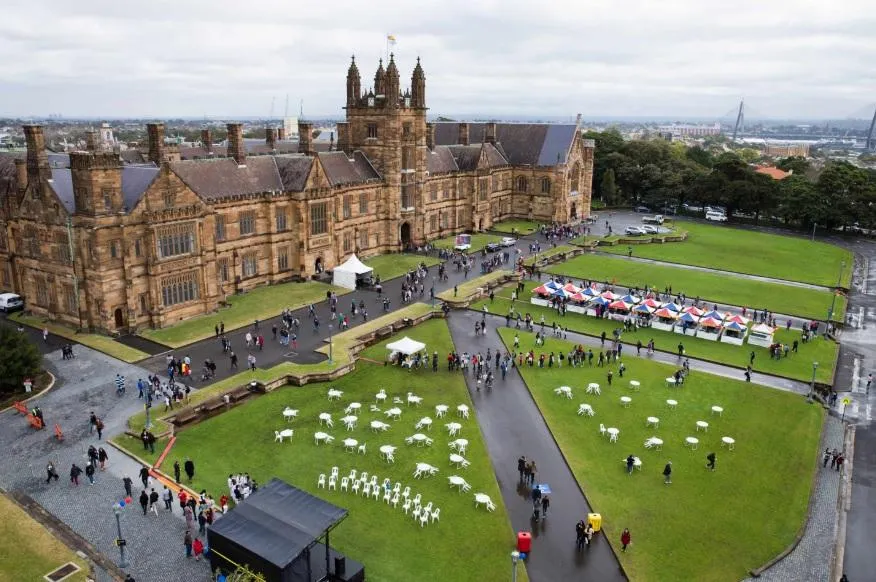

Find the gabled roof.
[
  {"left": 482, "top": 142, "right": 509, "bottom": 167},
  {"left": 433, "top": 122, "right": 578, "bottom": 166},
  {"left": 427, "top": 146, "right": 458, "bottom": 174},
  {"left": 317, "top": 151, "right": 380, "bottom": 187},
  {"left": 170, "top": 156, "right": 283, "bottom": 200},
  {"left": 273, "top": 155, "right": 313, "bottom": 192},
  {"left": 48, "top": 165, "right": 160, "bottom": 213},
  {"left": 447, "top": 145, "right": 481, "bottom": 171},
  {"left": 176, "top": 141, "right": 332, "bottom": 161}
]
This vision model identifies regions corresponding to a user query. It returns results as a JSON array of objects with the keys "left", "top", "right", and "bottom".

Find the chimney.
[
  {"left": 576, "top": 113, "right": 582, "bottom": 126},
  {"left": 201, "top": 128, "right": 213, "bottom": 155},
  {"left": 426, "top": 123, "right": 436, "bottom": 151},
  {"left": 336, "top": 122, "right": 350, "bottom": 154},
  {"left": 485, "top": 122, "right": 497, "bottom": 144},
  {"left": 458, "top": 123, "right": 469, "bottom": 146},
  {"left": 14, "top": 159, "right": 27, "bottom": 192},
  {"left": 298, "top": 120, "right": 313, "bottom": 156},
  {"left": 23, "top": 125, "right": 51, "bottom": 183},
  {"left": 85, "top": 130, "right": 100, "bottom": 152},
  {"left": 227, "top": 123, "right": 246, "bottom": 165},
  {"left": 277, "top": 126, "right": 286, "bottom": 141},
  {"left": 265, "top": 127, "right": 277, "bottom": 150},
  {"left": 146, "top": 122, "right": 166, "bottom": 165}
]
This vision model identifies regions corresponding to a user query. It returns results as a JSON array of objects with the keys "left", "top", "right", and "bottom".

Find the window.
[
  {"left": 215, "top": 215, "right": 226, "bottom": 241},
  {"left": 161, "top": 272, "right": 199, "bottom": 306},
  {"left": 571, "top": 162, "right": 581, "bottom": 193},
  {"left": 242, "top": 253, "right": 258, "bottom": 278},
  {"left": 157, "top": 223, "right": 195, "bottom": 259},
  {"left": 139, "top": 293, "right": 148, "bottom": 313},
  {"left": 55, "top": 232, "right": 71, "bottom": 264},
  {"left": 110, "top": 240, "right": 119, "bottom": 259},
  {"left": 430, "top": 183, "right": 437, "bottom": 202},
  {"left": 64, "top": 284, "right": 77, "bottom": 314},
  {"left": 517, "top": 176, "right": 528, "bottom": 192},
  {"left": 134, "top": 238, "right": 142, "bottom": 258},
  {"left": 541, "top": 177, "right": 551, "bottom": 194},
  {"left": 403, "top": 122, "right": 412, "bottom": 137},
  {"left": 440, "top": 211, "right": 449, "bottom": 229},
  {"left": 163, "top": 190, "right": 175, "bottom": 208},
  {"left": 35, "top": 277, "right": 48, "bottom": 306},
  {"left": 343, "top": 232, "right": 353, "bottom": 253},
  {"left": 276, "top": 208, "right": 288, "bottom": 232},
  {"left": 343, "top": 195, "right": 352, "bottom": 219},
  {"left": 239, "top": 211, "right": 256, "bottom": 236},
  {"left": 479, "top": 178, "right": 488, "bottom": 201},
  {"left": 458, "top": 210, "right": 466, "bottom": 229},
  {"left": 402, "top": 147, "right": 412, "bottom": 170},
  {"left": 401, "top": 184, "right": 414, "bottom": 210},
  {"left": 103, "top": 189, "right": 113, "bottom": 211},
  {"left": 359, "top": 193, "right": 368, "bottom": 214},
  {"left": 218, "top": 258, "right": 229, "bottom": 282},
  {"left": 278, "top": 248, "right": 289, "bottom": 271},
  {"left": 367, "top": 123, "right": 378, "bottom": 139},
  {"left": 443, "top": 185, "right": 449, "bottom": 200},
  {"left": 310, "top": 203, "right": 328, "bottom": 235},
  {"left": 430, "top": 214, "right": 438, "bottom": 231},
  {"left": 359, "top": 230, "right": 368, "bottom": 249}
]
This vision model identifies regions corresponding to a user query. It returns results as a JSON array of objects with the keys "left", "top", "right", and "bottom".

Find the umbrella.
[{"left": 536, "top": 483, "right": 552, "bottom": 495}]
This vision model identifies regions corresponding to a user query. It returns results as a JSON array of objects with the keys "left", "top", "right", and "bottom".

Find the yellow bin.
[{"left": 587, "top": 512, "right": 602, "bottom": 532}]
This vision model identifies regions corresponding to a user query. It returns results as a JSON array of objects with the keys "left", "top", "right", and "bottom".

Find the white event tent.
[
  {"left": 332, "top": 254, "right": 373, "bottom": 290},
  {"left": 386, "top": 337, "right": 426, "bottom": 355}
]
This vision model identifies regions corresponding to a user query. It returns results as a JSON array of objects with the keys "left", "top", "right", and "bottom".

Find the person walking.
[
  {"left": 184, "top": 504, "right": 195, "bottom": 531},
  {"left": 184, "top": 530, "right": 193, "bottom": 558},
  {"left": 663, "top": 461, "right": 672, "bottom": 484},
  {"left": 123, "top": 475, "right": 133, "bottom": 498},
  {"left": 541, "top": 495, "right": 550, "bottom": 518},
  {"left": 162, "top": 486, "right": 173, "bottom": 511},
  {"left": 98, "top": 447, "right": 109, "bottom": 470},
  {"left": 69, "top": 463, "right": 82, "bottom": 486},
  {"left": 84, "top": 462, "right": 96, "bottom": 485},
  {"left": 706, "top": 452, "right": 716, "bottom": 471},
  {"left": 149, "top": 488, "right": 159, "bottom": 515},
  {"left": 523, "top": 462, "right": 532, "bottom": 485},
  {"left": 529, "top": 461, "right": 538, "bottom": 485},
  {"left": 94, "top": 416, "right": 104, "bottom": 440},
  {"left": 139, "top": 466, "right": 150, "bottom": 489},
  {"left": 198, "top": 508, "right": 207, "bottom": 535},
  {"left": 193, "top": 536, "right": 205, "bottom": 561},
  {"left": 517, "top": 456, "right": 526, "bottom": 481},
  {"left": 575, "top": 520, "right": 586, "bottom": 550},
  {"left": 184, "top": 458, "right": 195, "bottom": 483},
  {"left": 45, "top": 461, "right": 59, "bottom": 484},
  {"left": 139, "top": 490, "right": 149, "bottom": 515},
  {"left": 626, "top": 454, "right": 635, "bottom": 475},
  {"left": 621, "top": 528, "right": 632, "bottom": 552},
  {"left": 173, "top": 460, "right": 181, "bottom": 483},
  {"left": 89, "top": 411, "right": 97, "bottom": 434}
]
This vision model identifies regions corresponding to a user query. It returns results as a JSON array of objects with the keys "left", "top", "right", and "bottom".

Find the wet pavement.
[{"left": 447, "top": 311, "right": 626, "bottom": 582}]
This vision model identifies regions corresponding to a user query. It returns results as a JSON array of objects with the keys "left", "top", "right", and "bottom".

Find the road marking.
[
  {"left": 283, "top": 352, "right": 298, "bottom": 358},
  {"left": 851, "top": 357, "right": 866, "bottom": 393}
]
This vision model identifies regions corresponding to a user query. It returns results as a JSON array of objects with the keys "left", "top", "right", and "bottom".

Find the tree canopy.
[{"left": 0, "top": 326, "right": 41, "bottom": 395}]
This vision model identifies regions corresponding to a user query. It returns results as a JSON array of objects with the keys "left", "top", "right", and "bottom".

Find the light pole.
[
  {"left": 144, "top": 401, "right": 152, "bottom": 430},
  {"left": 811, "top": 222, "right": 817, "bottom": 242},
  {"left": 113, "top": 505, "right": 129, "bottom": 569},
  {"left": 327, "top": 323, "right": 334, "bottom": 364},
  {"left": 511, "top": 550, "right": 520, "bottom": 582},
  {"left": 807, "top": 361, "right": 819, "bottom": 403},
  {"left": 827, "top": 260, "right": 846, "bottom": 326}
]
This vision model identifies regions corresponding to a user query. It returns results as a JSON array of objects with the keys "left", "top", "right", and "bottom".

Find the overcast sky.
[{"left": 1, "top": 0, "right": 874, "bottom": 120}]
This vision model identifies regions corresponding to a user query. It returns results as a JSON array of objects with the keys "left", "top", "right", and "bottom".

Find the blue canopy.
[
  {"left": 724, "top": 321, "right": 746, "bottom": 332},
  {"left": 634, "top": 304, "right": 653, "bottom": 314},
  {"left": 702, "top": 310, "right": 724, "bottom": 320},
  {"left": 679, "top": 312, "right": 698, "bottom": 323},
  {"left": 591, "top": 296, "right": 610, "bottom": 306}
]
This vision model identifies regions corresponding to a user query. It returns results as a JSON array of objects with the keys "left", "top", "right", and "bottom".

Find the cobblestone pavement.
[
  {"left": 0, "top": 345, "right": 212, "bottom": 581},
  {"left": 743, "top": 415, "right": 844, "bottom": 582}
]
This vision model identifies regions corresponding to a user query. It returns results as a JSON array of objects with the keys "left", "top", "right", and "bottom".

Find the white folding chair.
[
  {"left": 372, "top": 486, "right": 381, "bottom": 500},
  {"left": 391, "top": 493, "right": 400, "bottom": 508},
  {"left": 340, "top": 477, "right": 349, "bottom": 492},
  {"left": 419, "top": 511, "right": 429, "bottom": 527},
  {"left": 431, "top": 507, "right": 440, "bottom": 523},
  {"left": 383, "top": 489, "right": 392, "bottom": 504},
  {"left": 358, "top": 443, "right": 366, "bottom": 455},
  {"left": 402, "top": 486, "right": 411, "bottom": 500},
  {"left": 362, "top": 482, "right": 371, "bottom": 497},
  {"left": 352, "top": 480, "right": 361, "bottom": 494},
  {"left": 317, "top": 474, "right": 326, "bottom": 488},
  {"left": 328, "top": 476, "right": 337, "bottom": 491},
  {"left": 274, "top": 431, "right": 283, "bottom": 443},
  {"left": 600, "top": 423, "right": 607, "bottom": 436}
]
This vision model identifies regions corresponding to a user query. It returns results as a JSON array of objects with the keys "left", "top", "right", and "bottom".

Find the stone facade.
[{"left": 0, "top": 55, "right": 593, "bottom": 333}]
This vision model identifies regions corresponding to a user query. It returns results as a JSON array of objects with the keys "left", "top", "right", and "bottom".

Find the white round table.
[
  {"left": 450, "top": 438, "right": 469, "bottom": 453},
  {"left": 448, "top": 475, "right": 467, "bottom": 490},
  {"left": 711, "top": 406, "right": 724, "bottom": 416},
  {"left": 416, "top": 417, "right": 433, "bottom": 430},
  {"left": 587, "top": 383, "right": 601, "bottom": 395},
  {"left": 314, "top": 431, "right": 332, "bottom": 445},
  {"left": 384, "top": 407, "right": 402, "bottom": 419},
  {"left": 648, "top": 437, "right": 663, "bottom": 450},
  {"left": 412, "top": 433, "right": 428, "bottom": 445},
  {"left": 449, "top": 453, "right": 467, "bottom": 467},
  {"left": 279, "top": 428, "right": 294, "bottom": 441},
  {"left": 375, "top": 391, "right": 387, "bottom": 403},
  {"left": 665, "top": 377, "right": 677, "bottom": 387},
  {"left": 606, "top": 427, "right": 620, "bottom": 442},
  {"left": 446, "top": 422, "right": 462, "bottom": 435},
  {"left": 319, "top": 413, "right": 333, "bottom": 425},
  {"left": 457, "top": 405, "right": 470, "bottom": 418},
  {"left": 343, "top": 438, "right": 358, "bottom": 452},
  {"left": 666, "top": 399, "right": 678, "bottom": 410},
  {"left": 346, "top": 402, "right": 362, "bottom": 413},
  {"left": 379, "top": 445, "right": 396, "bottom": 456},
  {"left": 283, "top": 408, "right": 298, "bottom": 421},
  {"left": 646, "top": 416, "right": 659, "bottom": 428},
  {"left": 435, "top": 404, "right": 449, "bottom": 417},
  {"left": 685, "top": 436, "right": 699, "bottom": 449},
  {"left": 620, "top": 396, "right": 632, "bottom": 407},
  {"left": 696, "top": 420, "right": 709, "bottom": 432},
  {"left": 721, "top": 436, "right": 736, "bottom": 450},
  {"left": 629, "top": 380, "right": 641, "bottom": 392},
  {"left": 474, "top": 493, "right": 492, "bottom": 509}
]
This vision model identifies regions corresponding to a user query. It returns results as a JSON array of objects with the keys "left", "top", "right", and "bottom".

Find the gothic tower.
[{"left": 346, "top": 56, "right": 361, "bottom": 109}]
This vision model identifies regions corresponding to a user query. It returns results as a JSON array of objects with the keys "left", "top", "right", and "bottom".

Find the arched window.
[
  {"left": 540, "top": 177, "right": 551, "bottom": 194},
  {"left": 570, "top": 162, "right": 581, "bottom": 193},
  {"left": 516, "top": 176, "right": 528, "bottom": 192}
]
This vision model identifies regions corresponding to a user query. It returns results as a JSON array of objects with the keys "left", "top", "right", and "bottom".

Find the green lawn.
[
  {"left": 490, "top": 219, "right": 542, "bottom": 234},
  {"left": 140, "top": 281, "right": 348, "bottom": 348},
  {"left": 363, "top": 253, "right": 440, "bottom": 282},
  {"left": 152, "top": 319, "right": 525, "bottom": 582},
  {"left": 474, "top": 282, "right": 838, "bottom": 384},
  {"left": 523, "top": 244, "right": 577, "bottom": 267},
  {"left": 546, "top": 253, "right": 846, "bottom": 322},
  {"left": 0, "top": 494, "right": 90, "bottom": 582},
  {"left": 431, "top": 232, "right": 504, "bottom": 251},
  {"left": 498, "top": 328, "right": 823, "bottom": 582},
  {"left": 437, "top": 270, "right": 512, "bottom": 302},
  {"left": 601, "top": 221, "right": 853, "bottom": 288},
  {"left": 10, "top": 312, "right": 149, "bottom": 363}
]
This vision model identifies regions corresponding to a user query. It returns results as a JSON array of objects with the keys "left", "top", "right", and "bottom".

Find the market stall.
[
  {"left": 652, "top": 307, "right": 678, "bottom": 332},
  {"left": 720, "top": 321, "right": 748, "bottom": 345},
  {"left": 696, "top": 316, "right": 723, "bottom": 340},
  {"left": 748, "top": 323, "right": 776, "bottom": 347}
]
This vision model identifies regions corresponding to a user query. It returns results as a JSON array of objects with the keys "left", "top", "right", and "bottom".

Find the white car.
[
  {"left": 705, "top": 211, "right": 728, "bottom": 222},
  {"left": 641, "top": 225, "right": 659, "bottom": 235},
  {"left": 454, "top": 243, "right": 471, "bottom": 251},
  {"left": 500, "top": 237, "right": 516, "bottom": 247},
  {"left": 624, "top": 226, "right": 646, "bottom": 236}
]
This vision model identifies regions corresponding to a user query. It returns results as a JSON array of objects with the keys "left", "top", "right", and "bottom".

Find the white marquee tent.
[
  {"left": 332, "top": 254, "right": 373, "bottom": 290},
  {"left": 385, "top": 336, "right": 426, "bottom": 355}
]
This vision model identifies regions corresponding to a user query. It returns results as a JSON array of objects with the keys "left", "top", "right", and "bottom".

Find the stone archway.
[
  {"left": 570, "top": 202, "right": 578, "bottom": 221},
  {"left": 113, "top": 307, "right": 125, "bottom": 329},
  {"left": 400, "top": 222, "right": 412, "bottom": 249},
  {"left": 315, "top": 257, "right": 324, "bottom": 273}
]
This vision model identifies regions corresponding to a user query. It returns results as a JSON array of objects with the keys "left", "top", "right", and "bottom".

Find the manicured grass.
[
  {"left": 363, "top": 254, "right": 441, "bottom": 282},
  {"left": 523, "top": 244, "right": 577, "bottom": 267},
  {"left": 498, "top": 328, "right": 823, "bottom": 582},
  {"left": 159, "top": 319, "right": 525, "bottom": 582},
  {"left": 474, "top": 282, "right": 839, "bottom": 383},
  {"left": 9, "top": 312, "right": 149, "bottom": 363},
  {"left": 546, "top": 253, "right": 846, "bottom": 321},
  {"left": 0, "top": 494, "right": 90, "bottom": 581},
  {"left": 431, "top": 232, "right": 504, "bottom": 251},
  {"left": 601, "top": 221, "right": 853, "bottom": 288},
  {"left": 139, "top": 281, "right": 349, "bottom": 348},
  {"left": 437, "top": 270, "right": 513, "bottom": 301},
  {"left": 490, "top": 219, "right": 542, "bottom": 234}
]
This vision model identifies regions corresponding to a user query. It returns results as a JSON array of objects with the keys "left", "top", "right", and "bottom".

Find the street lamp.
[
  {"left": 827, "top": 261, "right": 846, "bottom": 326},
  {"left": 144, "top": 401, "right": 152, "bottom": 430},
  {"left": 327, "top": 323, "right": 334, "bottom": 364},
  {"left": 811, "top": 222, "right": 817, "bottom": 242},
  {"left": 510, "top": 550, "right": 520, "bottom": 582},
  {"left": 113, "top": 505, "right": 129, "bottom": 569},
  {"left": 807, "top": 361, "right": 819, "bottom": 403}
]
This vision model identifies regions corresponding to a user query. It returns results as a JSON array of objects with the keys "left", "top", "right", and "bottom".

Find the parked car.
[
  {"left": 485, "top": 242, "right": 502, "bottom": 252},
  {"left": 0, "top": 293, "right": 24, "bottom": 313},
  {"left": 635, "top": 206, "right": 651, "bottom": 213},
  {"left": 500, "top": 237, "right": 516, "bottom": 247},
  {"left": 641, "top": 225, "right": 659, "bottom": 235},
  {"left": 705, "top": 211, "right": 728, "bottom": 222},
  {"left": 682, "top": 203, "right": 704, "bottom": 212},
  {"left": 624, "top": 226, "right": 646, "bottom": 236},
  {"left": 642, "top": 214, "right": 665, "bottom": 225}
]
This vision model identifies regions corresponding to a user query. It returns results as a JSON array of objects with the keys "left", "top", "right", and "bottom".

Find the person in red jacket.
[
  {"left": 193, "top": 536, "right": 204, "bottom": 561},
  {"left": 621, "top": 528, "right": 631, "bottom": 552}
]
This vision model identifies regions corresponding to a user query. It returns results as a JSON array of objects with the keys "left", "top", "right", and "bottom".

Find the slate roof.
[
  {"left": 317, "top": 151, "right": 381, "bottom": 187},
  {"left": 273, "top": 155, "right": 313, "bottom": 192},
  {"left": 426, "top": 146, "right": 458, "bottom": 174},
  {"left": 48, "top": 165, "right": 160, "bottom": 213},
  {"left": 170, "top": 156, "right": 283, "bottom": 199},
  {"left": 176, "top": 141, "right": 331, "bottom": 161},
  {"left": 433, "top": 122, "right": 578, "bottom": 166},
  {"left": 447, "top": 145, "right": 482, "bottom": 172}
]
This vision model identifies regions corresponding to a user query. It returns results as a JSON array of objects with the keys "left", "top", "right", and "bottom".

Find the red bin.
[{"left": 517, "top": 531, "right": 532, "bottom": 553}]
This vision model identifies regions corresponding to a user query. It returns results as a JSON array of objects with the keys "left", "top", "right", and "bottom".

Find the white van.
[
  {"left": 0, "top": 293, "right": 24, "bottom": 312},
  {"left": 705, "top": 211, "right": 727, "bottom": 222}
]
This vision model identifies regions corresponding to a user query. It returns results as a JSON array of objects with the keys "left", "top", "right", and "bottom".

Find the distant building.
[
  {"left": 657, "top": 123, "right": 721, "bottom": 137},
  {"left": 283, "top": 117, "right": 299, "bottom": 139},
  {"left": 100, "top": 122, "right": 114, "bottom": 147},
  {"left": 764, "top": 142, "right": 809, "bottom": 158}
]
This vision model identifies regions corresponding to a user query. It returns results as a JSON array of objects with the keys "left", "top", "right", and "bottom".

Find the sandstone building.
[{"left": 0, "top": 55, "right": 593, "bottom": 333}]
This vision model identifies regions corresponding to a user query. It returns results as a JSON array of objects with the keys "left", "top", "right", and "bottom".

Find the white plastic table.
[
  {"left": 457, "top": 405, "right": 470, "bottom": 418},
  {"left": 379, "top": 445, "right": 396, "bottom": 457},
  {"left": 445, "top": 422, "right": 462, "bottom": 436},
  {"left": 341, "top": 415, "right": 358, "bottom": 430},
  {"left": 629, "top": 380, "right": 641, "bottom": 392},
  {"left": 586, "top": 383, "right": 601, "bottom": 395},
  {"left": 435, "top": 404, "right": 449, "bottom": 418},
  {"left": 370, "top": 420, "right": 390, "bottom": 431},
  {"left": 415, "top": 417, "right": 433, "bottom": 431},
  {"left": 343, "top": 438, "right": 358, "bottom": 452},
  {"left": 345, "top": 402, "right": 362, "bottom": 414},
  {"left": 578, "top": 404, "right": 595, "bottom": 417},
  {"left": 327, "top": 389, "right": 343, "bottom": 401},
  {"left": 606, "top": 427, "right": 620, "bottom": 442},
  {"left": 449, "top": 453, "right": 469, "bottom": 468},
  {"left": 665, "top": 377, "right": 677, "bottom": 387},
  {"left": 554, "top": 386, "right": 573, "bottom": 399},
  {"left": 474, "top": 493, "right": 493, "bottom": 509},
  {"left": 721, "top": 436, "right": 735, "bottom": 450},
  {"left": 685, "top": 436, "right": 699, "bottom": 449},
  {"left": 696, "top": 420, "right": 709, "bottom": 432},
  {"left": 283, "top": 408, "right": 298, "bottom": 421},
  {"left": 318, "top": 413, "right": 333, "bottom": 426},
  {"left": 666, "top": 399, "right": 678, "bottom": 410},
  {"left": 646, "top": 416, "right": 659, "bottom": 428},
  {"left": 711, "top": 406, "right": 724, "bottom": 416},
  {"left": 622, "top": 456, "right": 642, "bottom": 470},
  {"left": 384, "top": 407, "right": 402, "bottom": 420},
  {"left": 448, "top": 475, "right": 468, "bottom": 491},
  {"left": 412, "top": 433, "right": 428, "bottom": 446},
  {"left": 278, "top": 429, "right": 294, "bottom": 442},
  {"left": 646, "top": 437, "right": 663, "bottom": 450},
  {"left": 314, "top": 432, "right": 333, "bottom": 445},
  {"left": 449, "top": 438, "right": 469, "bottom": 454},
  {"left": 375, "top": 391, "right": 387, "bottom": 403},
  {"left": 620, "top": 396, "right": 632, "bottom": 407}
]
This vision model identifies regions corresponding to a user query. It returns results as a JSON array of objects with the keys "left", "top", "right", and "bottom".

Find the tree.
[
  {"left": 0, "top": 326, "right": 41, "bottom": 395},
  {"left": 685, "top": 146, "right": 713, "bottom": 168},
  {"left": 600, "top": 169, "right": 619, "bottom": 205},
  {"left": 776, "top": 156, "right": 810, "bottom": 175}
]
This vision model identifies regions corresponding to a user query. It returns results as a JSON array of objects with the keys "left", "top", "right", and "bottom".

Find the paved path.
[
  {"left": 446, "top": 311, "right": 626, "bottom": 581},
  {"left": 0, "top": 345, "right": 212, "bottom": 581},
  {"left": 743, "top": 416, "right": 844, "bottom": 582}
]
